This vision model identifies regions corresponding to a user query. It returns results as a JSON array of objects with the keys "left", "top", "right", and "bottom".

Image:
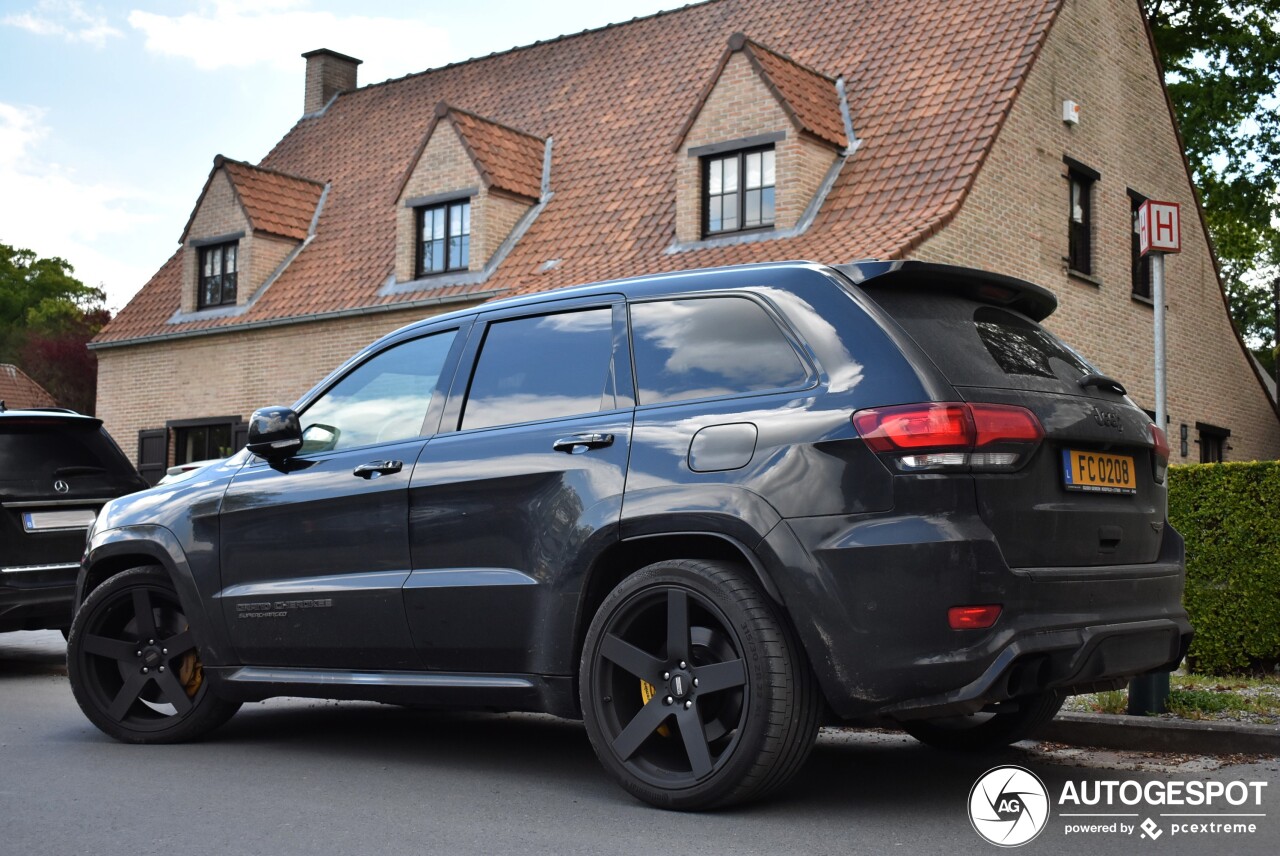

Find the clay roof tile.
[
  {"left": 220, "top": 158, "right": 326, "bottom": 241},
  {"left": 442, "top": 105, "right": 545, "bottom": 201},
  {"left": 0, "top": 364, "right": 58, "bottom": 409},
  {"left": 98, "top": 0, "right": 1059, "bottom": 345}
]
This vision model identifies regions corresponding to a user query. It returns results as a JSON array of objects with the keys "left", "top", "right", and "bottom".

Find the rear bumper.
[
  {"left": 762, "top": 510, "right": 1191, "bottom": 720},
  {"left": 0, "top": 563, "right": 79, "bottom": 632}
]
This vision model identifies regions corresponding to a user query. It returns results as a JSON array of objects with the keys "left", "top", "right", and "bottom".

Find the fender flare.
[{"left": 79, "top": 525, "right": 234, "bottom": 667}]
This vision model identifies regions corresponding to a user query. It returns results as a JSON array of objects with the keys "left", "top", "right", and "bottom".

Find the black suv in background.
[
  {"left": 67, "top": 261, "right": 1191, "bottom": 810},
  {"left": 1, "top": 409, "right": 148, "bottom": 634}
]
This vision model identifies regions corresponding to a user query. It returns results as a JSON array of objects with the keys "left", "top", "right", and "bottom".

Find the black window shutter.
[{"left": 137, "top": 428, "right": 169, "bottom": 485}]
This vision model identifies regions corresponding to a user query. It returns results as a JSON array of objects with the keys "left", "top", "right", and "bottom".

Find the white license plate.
[{"left": 22, "top": 509, "right": 97, "bottom": 532}]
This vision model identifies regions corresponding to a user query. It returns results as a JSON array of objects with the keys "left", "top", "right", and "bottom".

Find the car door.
[
  {"left": 217, "top": 323, "right": 467, "bottom": 669},
  {"left": 406, "top": 297, "right": 633, "bottom": 676}
]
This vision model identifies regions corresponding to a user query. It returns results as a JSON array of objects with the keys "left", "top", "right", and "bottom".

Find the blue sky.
[{"left": 0, "top": 0, "right": 686, "bottom": 310}]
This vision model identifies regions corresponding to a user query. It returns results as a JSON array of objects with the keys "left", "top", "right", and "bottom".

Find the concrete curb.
[{"left": 1039, "top": 711, "right": 1280, "bottom": 756}]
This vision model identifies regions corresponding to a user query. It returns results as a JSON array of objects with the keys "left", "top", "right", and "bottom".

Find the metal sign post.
[{"left": 1129, "top": 200, "right": 1181, "bottom": 716}]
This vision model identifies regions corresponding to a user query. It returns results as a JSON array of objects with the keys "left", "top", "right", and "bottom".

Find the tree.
[
  {"left": 0, "top": 241, "right": 109, "bottom": 413},
  {"left": 1142, "top": 1, "right": 1280, "bottom": 373}
]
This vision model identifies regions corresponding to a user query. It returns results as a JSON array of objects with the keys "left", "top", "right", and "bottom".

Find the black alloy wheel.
[
  {"left": 580, "top": 559, "right": 820, "bottom": 810},
  {"left": 68, "top": 566, "right": 239, "bottom": 743}
]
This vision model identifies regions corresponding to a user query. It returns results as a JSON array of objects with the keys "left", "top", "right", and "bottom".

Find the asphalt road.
[{"left": 3, "top": 629, "right": 1278, "bottom": 856}]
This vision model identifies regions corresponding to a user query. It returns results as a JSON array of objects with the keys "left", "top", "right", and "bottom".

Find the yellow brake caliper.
[
  {"left": 639, "top": 679, "right": 671, "bottom": 737},
  {"left": 176, "top": 625, "right": 203, "bottom": 696}
]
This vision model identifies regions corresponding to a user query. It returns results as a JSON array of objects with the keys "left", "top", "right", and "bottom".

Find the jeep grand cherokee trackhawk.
[{"left": 67, "top": 261, "right": 1191, "bottom": 810}]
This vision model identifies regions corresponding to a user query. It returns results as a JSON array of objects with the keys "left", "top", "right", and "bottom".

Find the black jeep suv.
[
  {"left": 68, "top": 261, "right": 1190, "bottom": 809},
  {"left": 1, "top": 408, "right": 148, "bottom": 634}
]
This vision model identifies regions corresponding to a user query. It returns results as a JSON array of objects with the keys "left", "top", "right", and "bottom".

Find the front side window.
[
  {"left": 703, "top": 147, "right": 775, "bottom": 236},
  {"left": 417, "top": 200, "right": 470, "bottom": 277},
  {"left": 300, "top": 330, "right": 457, "bottom": 453},
  {"left": 630, "top": 297, "right": 809, "bottom": 404},
  {"left": 199, "top": 242, "right": 238, "bottom": 308},
  {"left": 1067, "top": 168, "right": 1094, "bottom": 274},
  {"left": 461, "top": 308, "right": 617, "bottom": 431}
]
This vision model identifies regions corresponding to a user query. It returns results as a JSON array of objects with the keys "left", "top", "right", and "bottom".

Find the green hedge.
[{"left": 1168, "top": 461, "right": 1280, "bottom": 676}]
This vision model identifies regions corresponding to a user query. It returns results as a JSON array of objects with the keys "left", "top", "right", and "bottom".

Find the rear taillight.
[
  {"left": 852, "top": 402, "right": 1043, "bottom": 472},
  {"left": 948, "top": 604, "right": 1002, "bottom": 629},
  {"left": 1150, "top": 423, "right": 1170, "bottom": 483}
]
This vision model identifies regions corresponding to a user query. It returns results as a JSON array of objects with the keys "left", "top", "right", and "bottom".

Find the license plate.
[
  {"left": 1061, "top": 449, "right": 1137, "bottom": 494},
  {"left": 21, "top": 509, "right": 97, "bottom": 532}
]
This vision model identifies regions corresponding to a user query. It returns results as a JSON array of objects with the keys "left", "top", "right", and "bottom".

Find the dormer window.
[
  {"left": 178, "top": 156, "right": 324, "bottom": 317},
  {"left": 673, "top": 34, "right": 849, "bottom": 247},
  {"left": 418, "top": 199, "right": 471, "bottom": 276},
  {"left": 704, "top": 146, "right": 776, "bottom": 236},
  {"left": 199, "top": 241, "right": 238, "bottom": 308},
  {"left": 393, "top": 103, "right": 547, "bottom": 286}
]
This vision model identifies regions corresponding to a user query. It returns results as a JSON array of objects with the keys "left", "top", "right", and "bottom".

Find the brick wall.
[
  {"left": 394, "top": 122, "right": 532, "bottom": 281},
  {"left": 95, "top": 305, "right": 470, "bottom": 468},
  {"left": 676, "top": 52, "right": 839, "bottom": 243},
  {"left": 910, "top": 0, "right": 1280, "bottom": 461},
  {"left": 476, "top": 191, "right": 531, "bottom": 268},
  {"left": 247, "top": 234, "right": 297, "bottom": 298}
]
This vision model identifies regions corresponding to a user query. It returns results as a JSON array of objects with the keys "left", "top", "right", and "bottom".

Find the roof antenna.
[{"left": 0, "top": 400, "right": 6, "bottom": 411}]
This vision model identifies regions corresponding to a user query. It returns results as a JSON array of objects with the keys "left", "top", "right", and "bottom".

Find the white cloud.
[
  {"left": 1, "top": 0, "right": 122, "bottom": 47},
  {"left": 0, "top": 102, "right": 156, "bottom": 310},
  {"left": 127, "top": 1, "right": 450, "bottom": 82}
]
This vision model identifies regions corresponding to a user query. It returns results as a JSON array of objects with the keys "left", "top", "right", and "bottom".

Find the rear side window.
[
  {"left": 0, "top": 420, "right": 140, "bottom": 493},
  {"left": 462, "top": 308, "right": 618, "bottom": 430},
  {"left": 864, "top": 289, "right": 1095, "bottom": 392},
  {"left": 630, "top": 296, "right": 808, "bottom": 404}
]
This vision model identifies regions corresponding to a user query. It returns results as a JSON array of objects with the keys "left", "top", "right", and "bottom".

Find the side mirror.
[{"left": 246, "top": 406, "right": 303, "bottom": 461}]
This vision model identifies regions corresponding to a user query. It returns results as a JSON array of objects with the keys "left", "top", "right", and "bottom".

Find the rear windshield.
[
  {"left": 0, "top": 419, "right": 143, "bottom": 496},
  {"left": 862, "top": 289, "right": 1097, "bottom": 393}
]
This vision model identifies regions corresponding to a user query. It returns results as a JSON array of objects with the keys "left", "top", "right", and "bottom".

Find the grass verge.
[{"left": 1065, "top": 672, "right": 1280, "bottom": 725}]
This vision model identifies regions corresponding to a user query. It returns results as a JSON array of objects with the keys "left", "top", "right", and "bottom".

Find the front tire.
[
  {"left": 580, "top": 559, "right": 820, "bottom": 810},
  {"left": 899, "top": 691, "right": 1063, "bottom": 751},
  {"left": 67, "top": 566, "right": 239, "bottom": 743}
]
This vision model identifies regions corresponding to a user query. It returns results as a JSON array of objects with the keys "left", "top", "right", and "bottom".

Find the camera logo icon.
[{"left": 969, "top": 765, "right": 1051, "bottom": 847}]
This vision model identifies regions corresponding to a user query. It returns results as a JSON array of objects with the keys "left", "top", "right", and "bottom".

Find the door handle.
[
  {"left": 552, "top": 433, "right": 615, "bottom": 454},
  {"left": 353, "top": 460, "right": 403, "bottom": 479}
]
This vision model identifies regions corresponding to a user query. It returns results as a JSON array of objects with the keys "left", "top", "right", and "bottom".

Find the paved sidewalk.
[{"left": 1042, "top": 712, "right": 1280, "bottom": 756}]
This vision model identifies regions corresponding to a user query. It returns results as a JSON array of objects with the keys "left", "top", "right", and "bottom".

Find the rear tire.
[
  {"left": 899, "top": 691, "right": 1063, "bottom": 750},
  {"left": 67, "top": 566, "right": 239, "bottom": 744},
  {"left": 580, "top": 559, "right": 820, "bottom": 810}
]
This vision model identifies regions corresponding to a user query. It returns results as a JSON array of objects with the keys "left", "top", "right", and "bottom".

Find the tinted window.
[
  {"left": 630, "top": 297, "right": 808, "bottom": 404},
  {"left": 0, "top": 420, "right": 141, "bottom": 495},
  {"left": 301, "top": 330, "right": 456, "bottom": 453},
  {"left": 974, "top": 307, "right": 1093, "bottom": 379},
  {"left": 864, "top": 289, "right": 1096, "bottom": 392},
  {"left": 462, "top": 308, "right": 617, "bottom": 430}
]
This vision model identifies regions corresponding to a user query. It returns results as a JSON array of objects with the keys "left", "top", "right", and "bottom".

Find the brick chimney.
[{"left": 302, "top": 49, "right": 362, "bottom": 115}]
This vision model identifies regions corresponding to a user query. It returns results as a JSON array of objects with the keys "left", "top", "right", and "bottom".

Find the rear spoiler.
[{"left": 832, "top": 260, "right": 1058, "bottom": 322}]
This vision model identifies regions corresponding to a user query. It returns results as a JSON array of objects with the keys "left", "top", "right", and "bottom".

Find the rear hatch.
[
  {"left": 0, "top": 414, "right": 149, "bottom": 568},
  {"left": 851, "top": 269, "right": 1165, "bottom": 569}
]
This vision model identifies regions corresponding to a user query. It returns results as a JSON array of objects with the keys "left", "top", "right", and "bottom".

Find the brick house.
[{"left": 92, "top": 0, "right": 1280, "bottom": 482}]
